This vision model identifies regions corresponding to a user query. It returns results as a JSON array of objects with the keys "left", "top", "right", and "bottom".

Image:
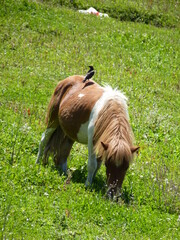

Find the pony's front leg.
[
  {"left": 85, "top": 122, "right": 100, "bottom": 186},
  {"left": 36, "top": 128, "right": 56, "bottom": 164},
  {"left": 85, "top": 152, "right": 97, "bottom": 187}
]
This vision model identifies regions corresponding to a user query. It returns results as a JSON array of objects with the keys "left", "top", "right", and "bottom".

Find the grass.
[
  {"left": 0, "top": 0, "right": 180, "bottom": 239},
  {"left": 42, "top": 0, "right": 180, "bottom": 28}
]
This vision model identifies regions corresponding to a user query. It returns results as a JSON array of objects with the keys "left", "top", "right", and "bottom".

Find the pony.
[{"left": 36, "top": 75, "right": 139, "bottom": 198}]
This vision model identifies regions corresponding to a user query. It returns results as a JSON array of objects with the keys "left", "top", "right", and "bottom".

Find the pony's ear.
[
  {"left": 101, "top": 142, "right": 109, "bottom": 151},
  {"left": 131, "top": 146, "right": 140, "bottom": 154}
]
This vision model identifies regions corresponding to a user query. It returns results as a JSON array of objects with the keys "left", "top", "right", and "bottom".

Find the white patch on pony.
[
  {"left": 102, "top": 85, "right": 129, "bottom": 118},
  {"left": 89, "top": 85, "right": 129, "bottom": 129},
  {"left": 77, "top": 120, "right": 89, "bottom": 144},
  {"left": 78, "top": 93, "right": 85, "bottom": 98}
]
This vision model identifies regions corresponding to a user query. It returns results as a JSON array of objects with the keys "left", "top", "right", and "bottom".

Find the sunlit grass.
[{"left": 0, "top": 0, "right": 179, "bottom": 239}]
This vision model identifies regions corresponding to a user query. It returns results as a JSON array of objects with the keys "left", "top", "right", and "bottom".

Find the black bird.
[{"left": 83, "top": 66, "right": 95, "bottom": 83}]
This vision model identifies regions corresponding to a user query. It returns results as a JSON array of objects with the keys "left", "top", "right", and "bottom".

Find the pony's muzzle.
[{"left": 106, "top": 184, "right": 121, "bottom": 201}]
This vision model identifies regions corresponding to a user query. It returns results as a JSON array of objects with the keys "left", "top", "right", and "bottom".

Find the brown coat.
[{"left": 46, "top": 75, "right": 104, "bottom": 141}]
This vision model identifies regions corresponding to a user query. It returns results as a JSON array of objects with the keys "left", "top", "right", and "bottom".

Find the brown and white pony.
[{"left": 36, "top": 75, "right": 139, "bottom": 197}]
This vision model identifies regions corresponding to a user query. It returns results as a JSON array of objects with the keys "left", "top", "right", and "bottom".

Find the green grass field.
[{"left": 0, "top": 0, "right": 179, "bottom": 239}]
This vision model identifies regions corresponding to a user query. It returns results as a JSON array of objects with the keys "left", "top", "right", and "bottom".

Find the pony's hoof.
[
  {"left": 85, "top": 180, "right": 92, "bottom": 188},
  {"left": 35, "top": 159, "right": 40, "bottom": 164}
]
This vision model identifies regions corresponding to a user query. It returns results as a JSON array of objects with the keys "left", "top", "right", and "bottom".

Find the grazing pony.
[{"left": 36, "top": 75, "right": 139, "bottom": 197}]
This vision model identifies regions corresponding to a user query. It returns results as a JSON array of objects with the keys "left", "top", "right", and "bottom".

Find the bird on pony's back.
[{"left": 83, "top": 66, "right": 95, "bottom": 83}]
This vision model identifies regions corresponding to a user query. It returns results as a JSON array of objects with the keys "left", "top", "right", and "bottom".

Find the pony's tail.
[
  {"left": 45, "top": 97, "right": 59, "bottom": 128},
  {"left": 43, "top": 126, "right": 73, "bottom": 166},
  {"left": 43, "top": 127, "right": 63, "bottom": 165}
]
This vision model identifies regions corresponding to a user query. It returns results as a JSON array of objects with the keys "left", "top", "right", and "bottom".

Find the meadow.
[{"left": 0, "top": 0, "right": 179, "bottom": 239}]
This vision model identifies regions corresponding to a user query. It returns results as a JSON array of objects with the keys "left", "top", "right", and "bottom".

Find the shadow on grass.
[
  {"left": 52, "top": 165, "right": 134, "bottom": 204},
  {"left": 71, "top": 167, "right": 107, "bottom": 195},
  {"left": 71, "top": 167, "right": 134, "bottom": 204},
  {"left": 121, "top": 186, "right": 135, "bottom": 204},
  {"left": 51, "top": 164, "right": 106, "bottom": 194}
]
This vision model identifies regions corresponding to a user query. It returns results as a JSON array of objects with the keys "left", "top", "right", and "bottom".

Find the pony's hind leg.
[
  {"left": 54, "top": 136, "right": 74, "bottom": 175},
  {"left": 36, "top": 127, "right": 56, "bottom": 164},
  {"left": 44, "top": 126, "right": 74, "bottom": 174}
]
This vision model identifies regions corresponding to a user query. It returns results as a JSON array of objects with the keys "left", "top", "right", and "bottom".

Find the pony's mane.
[{"left": 93, "top": 86, "right": 134, "bottom": 166}]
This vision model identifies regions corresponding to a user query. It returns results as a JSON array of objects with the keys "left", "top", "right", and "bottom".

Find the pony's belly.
[{"left": 77, "top": 121, "right": 89, "bottom": 144}]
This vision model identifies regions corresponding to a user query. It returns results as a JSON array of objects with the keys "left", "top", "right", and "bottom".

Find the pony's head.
[
  {"left": 100, "top": 141, "right": 139, "bottom": 198},
  {"left": 92, "top": 88, "right": 139, "bottom": 199}
]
